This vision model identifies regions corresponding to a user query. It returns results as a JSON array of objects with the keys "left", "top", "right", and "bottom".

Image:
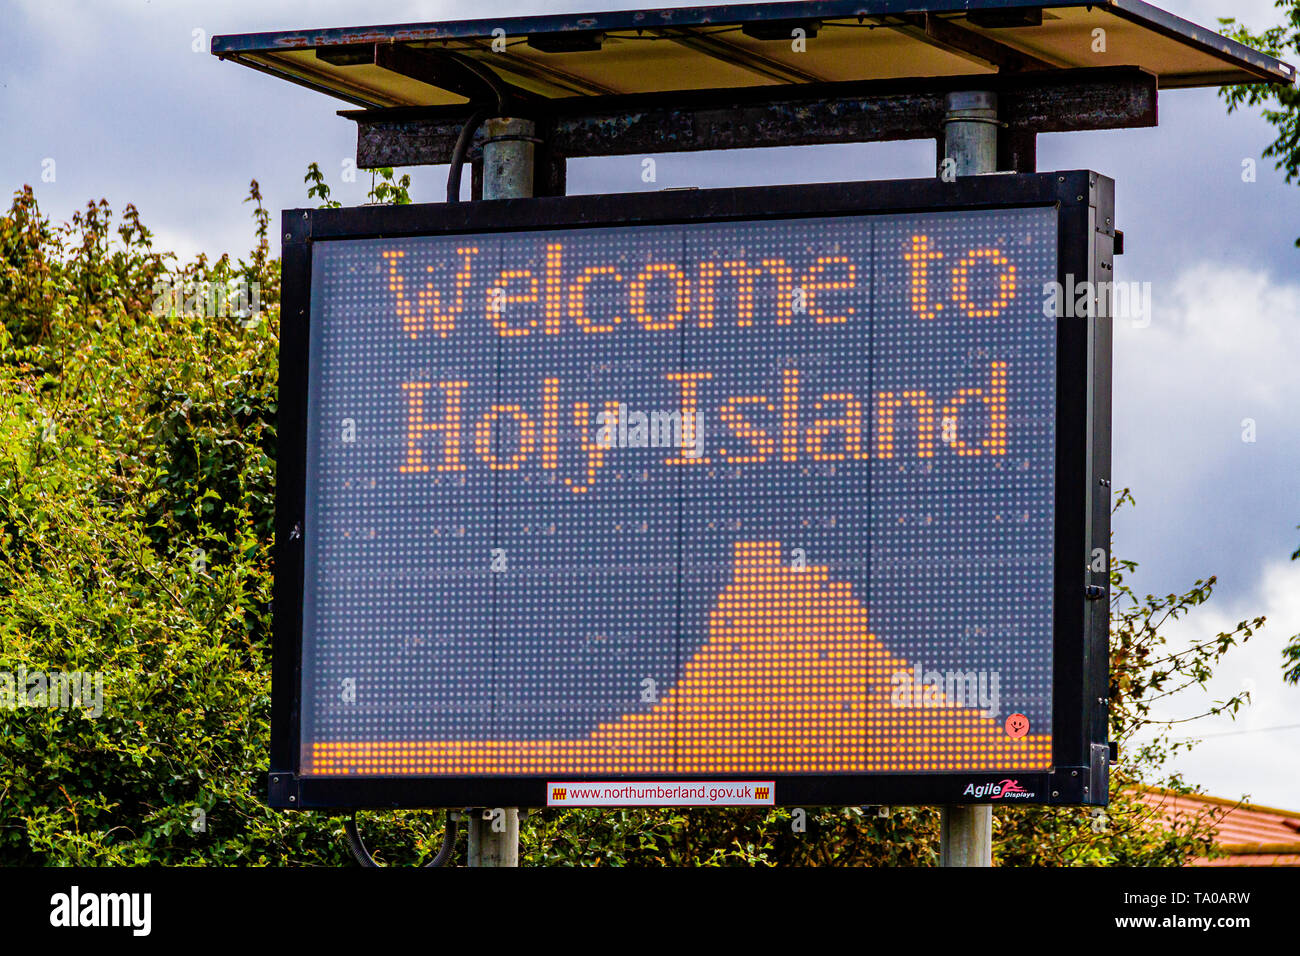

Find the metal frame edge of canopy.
[{"left": 209, "top": 1, "right": 1296, "bottom": 105}]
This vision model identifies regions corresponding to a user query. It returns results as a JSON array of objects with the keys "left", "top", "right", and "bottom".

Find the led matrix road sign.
[{"left": 270, "top": 172, "right": 1113, "bottom": 809}]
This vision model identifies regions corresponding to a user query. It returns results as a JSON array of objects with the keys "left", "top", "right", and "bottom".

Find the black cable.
[
  {"left": 446, "top": 105, "right": 493, "bottom": 204},
  {"left": 463, "top": 65, "right": 506, "bottom": 113},
  {"left": 344, "top": 811, "right": 458, "bottom": 867},
  {"left": 442, "top": 51, "right": 509, "bottom": 114}
]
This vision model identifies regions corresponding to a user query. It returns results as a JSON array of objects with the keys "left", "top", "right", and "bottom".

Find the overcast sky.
[{"left": 3, "top": 0, "right": 1299, "bottom": 808}]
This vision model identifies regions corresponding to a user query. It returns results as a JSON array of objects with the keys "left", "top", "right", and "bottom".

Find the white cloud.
[
  {"left": 1118, "top": 261, "right": 1300, "bottom": 410},
  {"left": 1110, "top": 259, "right": 1300, "bottom": 600}
]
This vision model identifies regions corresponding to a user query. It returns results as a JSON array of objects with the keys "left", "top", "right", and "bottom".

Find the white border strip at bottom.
[{"left": 546, "top": 781, "right": 776, "bottom": 807}]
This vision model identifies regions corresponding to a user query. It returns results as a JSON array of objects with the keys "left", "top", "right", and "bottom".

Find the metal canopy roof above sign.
[{"left": 211, "top": 0, "right": 1296, "bottom": 110}]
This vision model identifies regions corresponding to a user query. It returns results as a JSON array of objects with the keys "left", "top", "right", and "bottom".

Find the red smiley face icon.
[{"left": 1005, "top": 713, "right": 1029, "bottom": 738}]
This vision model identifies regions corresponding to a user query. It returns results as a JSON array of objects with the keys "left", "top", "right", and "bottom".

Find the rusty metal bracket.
[{"left": 346, "top": 66, "right": 1156, "bottom": 170}]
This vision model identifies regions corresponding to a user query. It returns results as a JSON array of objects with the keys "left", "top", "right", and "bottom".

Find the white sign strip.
[{"left": 546, "top": 781, "right": 776, "bottom": 806}]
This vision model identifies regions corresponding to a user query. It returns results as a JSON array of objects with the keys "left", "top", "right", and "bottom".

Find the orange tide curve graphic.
[{"left": 308, "top": 541, "right": 1052, "bottom": 775}]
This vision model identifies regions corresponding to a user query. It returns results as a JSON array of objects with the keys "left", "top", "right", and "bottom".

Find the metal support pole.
[
  {"left": 942, "top": 90, "right": 999, "bottom": 177},
  {"left": 938, "top": 88, "right": 998, "bottom": 869},
  {"left": 465, "top": 114, "right": 538, "bottom": 868},
  {"left": 940, "top": 805, "right": 993, "bottom": 867},
  {"left": 481, "top": 116, "right": 537, "bottom": 200},
  {"left": 467, "top": 809, "right": 520, "bottom": 867}
]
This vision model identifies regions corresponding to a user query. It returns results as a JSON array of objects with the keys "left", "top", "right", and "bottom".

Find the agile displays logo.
[{"left": 962, "top": 779, "right": 1034, "bottom": 801}]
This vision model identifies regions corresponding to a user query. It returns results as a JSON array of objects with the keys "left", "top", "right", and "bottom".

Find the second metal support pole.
[
  {"left": 481, "top": 116, "right": 537, "bottom": 201},
  {"left": 940, "top": 805, "right": 993, "bottom": 867},
  {"left": 938, "top": 89, "right": 998, "bottom": 869},
  {"left": 467, "top": 808, "right": 520, "bottom": 867},
  {"left": 942, "top": 90, "right": 1000, "bottom": 178},
  {"left": 466, "top": 114, "right": 538, "bottom": 868}
]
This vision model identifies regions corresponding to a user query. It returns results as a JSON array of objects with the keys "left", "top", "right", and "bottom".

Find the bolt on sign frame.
[{"left": 269, "top": 169, "right": 1114, "bottom": 810}]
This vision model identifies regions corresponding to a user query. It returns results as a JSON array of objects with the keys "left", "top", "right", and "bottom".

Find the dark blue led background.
[{"left": 301, "top": 206, "right": 1059, "bottom": 770}]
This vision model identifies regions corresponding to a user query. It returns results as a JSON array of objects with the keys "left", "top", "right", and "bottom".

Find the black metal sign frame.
[{"left": 269, "top": 170, "right": 1113, "bottom": 809}]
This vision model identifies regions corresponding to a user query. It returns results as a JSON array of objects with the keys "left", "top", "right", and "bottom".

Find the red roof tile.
[{"left": 1133, "top": 786, "right": 1300, "bottom": 867}]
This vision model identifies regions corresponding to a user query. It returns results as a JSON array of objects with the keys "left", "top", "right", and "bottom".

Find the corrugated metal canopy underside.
[{"left": 211, "top": 0, "right": 1296, "bottom": 110}]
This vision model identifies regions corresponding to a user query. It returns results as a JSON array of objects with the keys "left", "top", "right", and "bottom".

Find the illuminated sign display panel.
[{"left": 271, "top": 173, "right": 1113, "bottom": 808}]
